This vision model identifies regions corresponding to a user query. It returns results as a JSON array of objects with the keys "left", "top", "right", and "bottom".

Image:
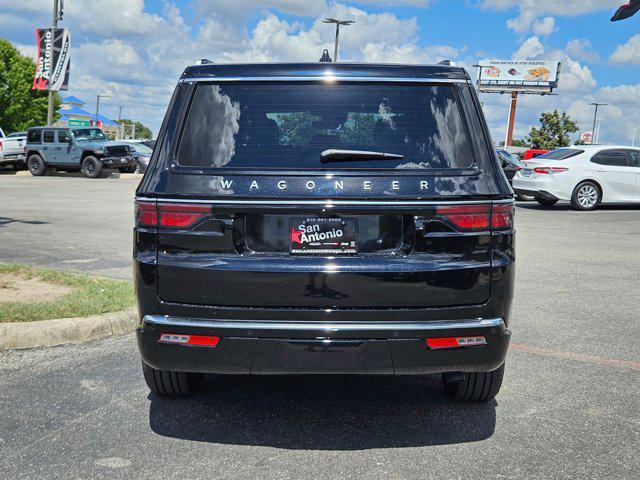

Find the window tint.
[
  {"left": 537, "top": 148, "right": 584, "bottom": 160},
  {"left": 627, "top": 150, "right": 640, "bottom": 167},
  {"left": 177, "top": 83, "right": 474, "bottom": 170},
  {"left": 43, "top": 130, "right": 55, "bottom": 143},
  {"left": 27, "top": 130, "right": 41, "bottom": 144},
  {"left": 58, "top": 131, "right": 71, "bottom": 143},
  {"left": 591, "top": 150, "right": 629, "bottom": 167}
]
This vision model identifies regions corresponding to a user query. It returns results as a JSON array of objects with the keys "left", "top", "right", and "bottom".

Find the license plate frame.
[{"left": 290, "top": 217, "right": 358, "bottom": 255}]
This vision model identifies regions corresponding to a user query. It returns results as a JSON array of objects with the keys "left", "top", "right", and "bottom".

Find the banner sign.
[
  {"left": 477, "top": 60, "right": 561, "bottom": 94},
  {"left": 33, "top": 28, "right": 71, "bottom": 91}
]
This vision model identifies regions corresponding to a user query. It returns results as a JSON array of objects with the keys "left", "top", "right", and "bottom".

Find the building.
[{"left": 55, "top": 96, "right": 120, "bottom": 138}]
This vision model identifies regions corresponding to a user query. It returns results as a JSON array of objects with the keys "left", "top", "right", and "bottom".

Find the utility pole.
[
  {"left": 95, "top": 94, "right": 110, "bottom": 126},
  {"left": 505, "top": 92, "right": 518, "bottom": 147},
  {"left": 47, "top": 0, "right": 63, "bottom": 126},
  {"left": 118, "top": 106, "right": 125, "bottom": 121},
  {"left": 322, "top": 18, "right": 354, "bottom": 62},
  {"left": 588, "top": 102, "right": 606, "bottom": 144}
]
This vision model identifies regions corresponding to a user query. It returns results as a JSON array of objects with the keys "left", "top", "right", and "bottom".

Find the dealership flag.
[
  {"left": 611, "top": 1, "right": 640, "bottom": 21},
  {"left": 32, "top": 28, "right": 71, "bottom": 91}
]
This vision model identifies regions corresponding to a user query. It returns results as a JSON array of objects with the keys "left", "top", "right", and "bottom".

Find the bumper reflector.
[
  {"left": 159, "top": 333, "right": 220, "bottom": 347},
  {"left": 426, "top": 336, "right": 486, "bottom": 349}
]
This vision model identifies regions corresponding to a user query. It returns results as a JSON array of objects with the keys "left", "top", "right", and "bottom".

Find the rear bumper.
[
  {"left": 513, "top": 188, "right": 559, "bottom": 201},
  {"left": 137, "top": 315, "right": 510, "bottom": 375}
]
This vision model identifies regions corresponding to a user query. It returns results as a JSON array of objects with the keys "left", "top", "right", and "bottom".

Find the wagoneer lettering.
[{"left": 135, "top": 63, "right": 515, "bottom": 402}]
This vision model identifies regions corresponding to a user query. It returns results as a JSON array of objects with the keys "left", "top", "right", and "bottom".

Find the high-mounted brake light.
[
  {"left": 159, "top": 333, "right": 220, "bottom": 347},
  {"left": 426, "top": 336, "right": 486, "bottom": 349},
  {"left": 533, "top": 167, "right": 568, "bottom": 174},
  {"left": 135, "top": 201, "right": 211, "bottom": 228}
]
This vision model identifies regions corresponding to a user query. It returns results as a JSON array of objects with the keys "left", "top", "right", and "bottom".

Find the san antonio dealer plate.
[{"left": 290, "top": 217, "right": 358, "bottom": 255}]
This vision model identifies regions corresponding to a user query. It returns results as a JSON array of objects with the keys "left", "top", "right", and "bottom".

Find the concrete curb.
[
  {"left": 0, "top": 307, "right": 138, "bottom": 351},
  {"left": 10, "top": 171, "right": 143, "bottom": 179}
]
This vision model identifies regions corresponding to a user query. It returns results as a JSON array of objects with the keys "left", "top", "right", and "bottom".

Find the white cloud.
[
  {"left": 609, "top": 34, "right": 640, "bottom": 65},
  {"left": 565, "top": 38, "right": 599, "bottom": 62},
  {"left": 513, "top": 36, "right": 544, "bottom": 59},
  {"left": 532, "top": 16, "right": 555, "bottom": 36},
  {"left": 481, "top": 0, "right": 619, "bottom": 34}
]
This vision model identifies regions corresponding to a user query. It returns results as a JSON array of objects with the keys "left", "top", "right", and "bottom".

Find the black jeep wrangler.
[{"left": 135, "top": 63, "right": 514, "bottom": 402}]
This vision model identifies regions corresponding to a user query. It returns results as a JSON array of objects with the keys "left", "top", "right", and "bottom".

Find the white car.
[{"left": 513, "top": 145, "right": 640, "bottom": 210}]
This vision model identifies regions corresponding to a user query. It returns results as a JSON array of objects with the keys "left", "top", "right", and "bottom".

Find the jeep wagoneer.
[{"left": 134, "top": 63, "right": 515, "bottom": 402}]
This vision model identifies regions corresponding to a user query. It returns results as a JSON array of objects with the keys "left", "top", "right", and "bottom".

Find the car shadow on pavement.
[
  {"left": 516, "top": 202, "right": 640, "bottom": 211},
  {"left": 148, "top": 374, "right": 497, "bottom": 450},
  {"left": 0, "top": 217, "right": 49, "bottom": 228}
]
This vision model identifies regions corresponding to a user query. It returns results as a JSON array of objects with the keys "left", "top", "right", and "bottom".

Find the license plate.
[
  {"left": 522, "top": 169, "right": 532, "bottom": 177},
  {"left": 290, "top": 217, "right": 358, "bottom": 254}
]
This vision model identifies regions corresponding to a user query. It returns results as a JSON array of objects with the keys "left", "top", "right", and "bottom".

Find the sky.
[{"left": 2, "top": 0, "right": 640, "bottom": 144}]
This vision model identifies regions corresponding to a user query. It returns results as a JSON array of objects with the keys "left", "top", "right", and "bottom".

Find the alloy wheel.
[{"left": 577, "top": 184, "right": 598, "bottom": 208}]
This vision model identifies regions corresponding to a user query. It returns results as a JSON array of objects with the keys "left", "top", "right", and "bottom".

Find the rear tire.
[
  {"left": 142, "top": 361, "right": 203, "bottom": 396},
  {"left": 571, "top": 181, "right": 601, "bottom": 211},
  {"left": 82, "top": 156, "right": 103, "bottom": 179},
  {"left": 442, "top": 363, "right": 505, "bottom": 402},
  {"left": 535, "top": 197, "right": 558, "bottom": 207},
  {"left": 27, "top": 154, "right": 46, "bottom": 176}
]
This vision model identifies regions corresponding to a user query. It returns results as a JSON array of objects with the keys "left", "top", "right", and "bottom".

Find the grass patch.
[{"left": 0, "top": 263, "right": 135, "bottom": 323}]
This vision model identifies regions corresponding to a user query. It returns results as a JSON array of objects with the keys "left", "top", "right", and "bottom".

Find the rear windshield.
[
  {"left": 176, "top": 83, "right": 474, "bottom": 170},
  {"left": 537, "top": 148, "right": 584, "bottom": 160}
]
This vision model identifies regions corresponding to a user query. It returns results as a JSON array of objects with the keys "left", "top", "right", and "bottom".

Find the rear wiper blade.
[{"left": 320, "top": 149, "right": 404, "bottom": 163}]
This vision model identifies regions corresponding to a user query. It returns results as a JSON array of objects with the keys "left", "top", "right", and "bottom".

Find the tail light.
[
  {"left": 515, "top": 166, "right": 522, "bottom": 171},
  {"left": 426, "top": 336, "right": 486, "bottom": 349},
  {"left": 135, "top": 200, "right": 212, "bottom": 228},
  {"left": 435, "top": 203, "right": 514, "bottom": 231},
  {"left": 0, "top": 140, "right": 3, "bottom": 152},
  {"left": 533, "top": 167, "right": 568, "bottom": 174}
]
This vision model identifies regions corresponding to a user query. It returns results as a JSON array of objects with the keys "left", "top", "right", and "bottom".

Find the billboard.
[
  {"left": 477, "top": 60, "right": 561, "bottom": 94},
  {"left": 32, "top": 28, "right": 71, "bottom": 91}
]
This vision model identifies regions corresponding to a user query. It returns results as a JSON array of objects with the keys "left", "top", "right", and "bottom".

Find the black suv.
[{"left": 135, "top": 63, "right": 514, "bottom": 402}]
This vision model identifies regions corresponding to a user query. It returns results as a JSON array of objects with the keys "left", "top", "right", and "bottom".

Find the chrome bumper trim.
[{"left": 142, "top": 315, "right": 503, "bottom": 332}]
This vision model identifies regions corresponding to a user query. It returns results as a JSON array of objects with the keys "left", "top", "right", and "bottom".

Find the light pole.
[
  {"left": 95, "top": 95, "right": 110, "bottom": 126},
  {"left": 47, "top": 0, "right": 64, "bottom": 126},
  {"left": 322, "top": 18, "right": 354, "bottom": 62},
  {"left": 588, "top": 102, "right": 606, "bottom": 144}
]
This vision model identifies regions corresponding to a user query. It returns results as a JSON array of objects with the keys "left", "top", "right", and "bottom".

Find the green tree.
[
  {"left": 511, "top": 138, "right": 529, "bottom": 148},
  {"left": 525, "top": 110, "right": 579, "bottom": 150},
  {"left": 278, "top": 112, "right": 317, "bottom": 147},
  {"left": 0, "top": 39, "right": 60, "bottom": 132},
  {"left": 342, "top": 113, "right": 376, "bottom": 147},
  {"left": 116, "top": 118, "right": 153, "bottom": 140}
]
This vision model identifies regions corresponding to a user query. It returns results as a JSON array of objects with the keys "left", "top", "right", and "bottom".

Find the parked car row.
[
  {"left": 2, "top": 125, "right": 155, "bottom": 177},
  {"left": 496, "top": 146, "right": 640, "bottom": 210},
  {"left": 0, "top": 127, "right": 27, "bottom": 170}
]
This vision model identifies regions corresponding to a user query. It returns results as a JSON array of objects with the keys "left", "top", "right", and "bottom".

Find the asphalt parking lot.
[{"left": 0, "top": 175, "right": 639, "bottom": 479}]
